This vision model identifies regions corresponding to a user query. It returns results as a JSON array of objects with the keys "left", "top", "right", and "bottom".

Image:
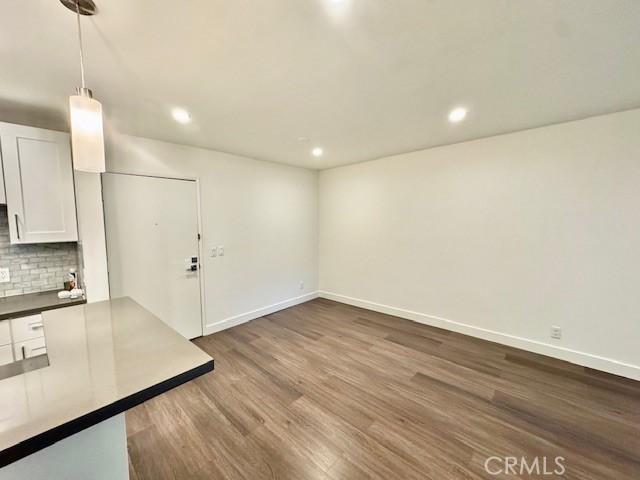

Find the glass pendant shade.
[{"left": 69, "top": 92, "right": 105, "bottom": 173}]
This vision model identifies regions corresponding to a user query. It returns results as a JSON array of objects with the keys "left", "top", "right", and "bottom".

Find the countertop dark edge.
[
  {"left": 0, "top": 358, "right": 214, "bottom": 468},
  {"left": 0, "top": 296, "right": 87, "bottom": 321}
]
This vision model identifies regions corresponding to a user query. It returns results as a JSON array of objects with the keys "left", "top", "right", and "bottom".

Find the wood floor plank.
[
  {"left": 323, "top": 457, "right": 372, "bottom": 480},
  {"left": 127, "top": 298, "right": 640, "bottom": 480},
  {"left": 287, "top": 396, "right": 429, "bottom": 480}
]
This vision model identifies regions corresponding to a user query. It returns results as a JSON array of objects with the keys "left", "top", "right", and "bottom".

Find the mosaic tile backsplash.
[{"left": 0, "top": 206, "right": 78, "bottom": 297}]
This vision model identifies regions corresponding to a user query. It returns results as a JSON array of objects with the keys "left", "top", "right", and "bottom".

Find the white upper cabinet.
[{"left": 0, "top": 122, "right": 78, "bottom": 244}]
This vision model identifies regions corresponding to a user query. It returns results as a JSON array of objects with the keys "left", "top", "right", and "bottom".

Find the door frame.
[{"left": 101, "top": 171, "right": 207, "bottom": 338}]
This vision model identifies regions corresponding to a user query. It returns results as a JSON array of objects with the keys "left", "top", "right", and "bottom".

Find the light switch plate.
[{"left": 0, "top": 268, "right": 10, "bottom": 283}]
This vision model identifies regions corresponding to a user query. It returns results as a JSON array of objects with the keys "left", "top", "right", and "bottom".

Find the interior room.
[{"left": 0, "top": 1, "right": 638, "bottom": 479}]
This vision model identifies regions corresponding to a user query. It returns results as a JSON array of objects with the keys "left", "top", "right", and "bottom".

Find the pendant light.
[{"left": 62, "top": 0, "right": 105, "bottom": 173}]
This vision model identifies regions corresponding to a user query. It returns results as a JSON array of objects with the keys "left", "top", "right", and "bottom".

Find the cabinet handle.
[
  {"left": 21, "top": 345, "right": 26, "bottom": 359},
  {"left": 28, "top": 322, "right": 44, "bottom": 330},
  {"left": 14, "top": 214, "right": 20, "bottom": 240}
]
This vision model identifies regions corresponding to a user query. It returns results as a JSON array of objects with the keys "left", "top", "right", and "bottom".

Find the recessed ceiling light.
[
  {"left": 312, "top": 147, "right": 323, "bottom": 157},
  {"left": 448, "top": 107, "right": 467, "bottom": 123},
  {"left": 172, "top": 108, "right": 192, "bottom": 124}
]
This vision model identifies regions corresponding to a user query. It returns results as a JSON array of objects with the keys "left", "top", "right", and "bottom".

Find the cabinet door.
[
  {"left": 0, "top": 344, "right": 13, "bottom": 366},
  {"left": 0, "top": 122, "right": 78, "bottom": 243},
  {"left": 0, "top": 321, "right": 11, "bottom": 347},
  {"left": 13, "top": 336, "right": 47, "bottom": 360}
]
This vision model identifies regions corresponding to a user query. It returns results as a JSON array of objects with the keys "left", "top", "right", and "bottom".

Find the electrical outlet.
[
  {"left": 218, "top": 246, "right": 225, "bottom": 257},
  {"left": 551, "top": 326, "right": 562, "bottom": 340},
  {"left": 210, "top": 247, "right": 217, "bottom": 258},
  {"left": 299, "top": 281, "right": 304, "bottom": 290},
  {"left": 0, "top": 268, "right": 10, "bottom": 283}
]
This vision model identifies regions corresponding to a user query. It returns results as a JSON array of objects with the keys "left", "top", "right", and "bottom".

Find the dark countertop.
[
  {"left": 0, "top": 290, "right": 86, "bottom": 321},
  {"left": 0, "top": 297, "right": 214, "bottom": 467}
]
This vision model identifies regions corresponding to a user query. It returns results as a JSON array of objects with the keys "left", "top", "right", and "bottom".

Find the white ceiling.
[{"left": 1, "top": 0, "right": 639, "bottom": 169}]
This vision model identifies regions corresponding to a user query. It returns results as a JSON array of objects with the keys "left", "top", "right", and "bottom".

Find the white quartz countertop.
[{"left": 0, "top": 297, "right": 214, "bottom": 466}]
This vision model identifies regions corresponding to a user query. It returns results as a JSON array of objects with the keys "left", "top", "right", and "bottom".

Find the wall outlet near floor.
[
  {"left": 0, "top": 268, "right": 10, "bottom": 283},
  {"left": 299, "top": 281, "right": 304, "bottom": 290},
  {"left": 551, "top": 326, "right": 562, "bottom": 340}
]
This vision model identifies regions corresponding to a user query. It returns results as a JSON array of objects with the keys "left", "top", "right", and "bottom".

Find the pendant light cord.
[{"left": 75, "top": 1, "right": 86, "bottom": 89}]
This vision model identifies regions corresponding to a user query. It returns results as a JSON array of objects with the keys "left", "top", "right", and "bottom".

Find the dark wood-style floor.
[{"left": 126, "top": 298, "right": 640, "bottom": 479}]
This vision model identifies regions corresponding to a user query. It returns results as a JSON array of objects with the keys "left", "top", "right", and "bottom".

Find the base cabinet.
[{"left": 0, "top": 314, "right": 47, "bottom": 365}]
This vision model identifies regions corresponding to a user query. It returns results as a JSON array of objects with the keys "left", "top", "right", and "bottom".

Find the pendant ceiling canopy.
[{"left": 60, "top": 0, "right": 97, "bottom": 16}]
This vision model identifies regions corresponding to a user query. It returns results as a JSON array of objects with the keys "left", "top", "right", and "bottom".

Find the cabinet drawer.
[
  {"left": 14, "top": 336, "right": 47, "bottom": 361},
  {"left": 11, "top": 314, "right": 44, "bottom": 343},
  {"left": 0, "top": 344, "right": 13, "bottom": 366},
  {"left": 0, "top": 321, "right": 10, "bottom": 346}
]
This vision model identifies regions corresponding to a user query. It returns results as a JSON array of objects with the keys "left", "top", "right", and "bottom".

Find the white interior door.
[{"left": 102, "top": 173, "right": 203, "bottom": 339}]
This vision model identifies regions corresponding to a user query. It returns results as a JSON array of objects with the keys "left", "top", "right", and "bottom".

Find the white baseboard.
[
  {"left": 204, "top": 291, "right": 319, "bottom": 335},
  {"left": 319, "top": 291, "right": 640, "bottom": 381}
]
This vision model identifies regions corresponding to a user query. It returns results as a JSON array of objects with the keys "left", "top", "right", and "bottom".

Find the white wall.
[
  {"left": 319, "top": 109, "right": 640, "bottom": 380},
  {"left": 106, "top": 133, "right": 318, "bottom": 334},
  {"left": 74, "top": 171, "right": 110, "bottom": 303}
]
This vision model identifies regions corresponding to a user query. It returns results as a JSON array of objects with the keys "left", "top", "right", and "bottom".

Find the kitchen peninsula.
[{"left": 0, "top": 297, "right": 214, "bottom": 479}]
